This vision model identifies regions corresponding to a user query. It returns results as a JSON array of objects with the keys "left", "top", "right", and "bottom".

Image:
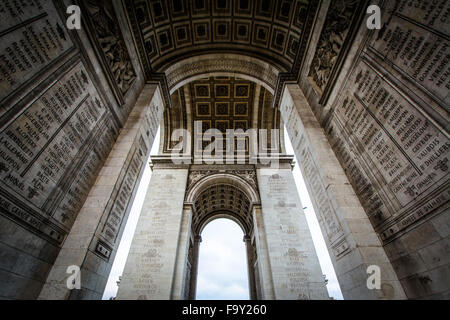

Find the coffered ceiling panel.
[
  {"left": 125, "top": 0, "right": 310, "bottom": 72},
  {"left": 192, "top": 183, "right": 253, "bottom": 234},
  {"left": 162, "top": 76, "right": 282, "bottom": 155}
]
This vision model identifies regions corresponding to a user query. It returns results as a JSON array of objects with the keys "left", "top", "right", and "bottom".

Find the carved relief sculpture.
[
  {"left": 84, "top": 0, "right": 137, "bottom": 94},
  {"left": 308, "top": 0, "right": 359, "bottom": 93}
]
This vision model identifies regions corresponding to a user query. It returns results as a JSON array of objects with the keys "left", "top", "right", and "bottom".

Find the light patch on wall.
[
  {"left": 102, "top": 127, "right": 160, "bottom": 300},
  {"left": 284, "top": 126, "right": 344, "bottom": 300}
]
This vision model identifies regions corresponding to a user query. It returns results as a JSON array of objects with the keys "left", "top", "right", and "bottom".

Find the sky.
[
  {"left": 102, "top": 126, "right": 344, "bottom": 300},
  {"left": 196, "top": 219, "right": 249, "bottom": 300}
]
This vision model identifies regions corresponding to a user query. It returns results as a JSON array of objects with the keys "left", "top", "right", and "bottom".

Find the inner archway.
[
  {"left": 196, "top": 218, "right": 249, "bottom": 300},
  {"left": 183, "top": 174, "right": 260, "bottom": 300}
]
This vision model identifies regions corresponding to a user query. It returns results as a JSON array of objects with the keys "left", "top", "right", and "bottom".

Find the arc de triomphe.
[{"left": 0, "top": 0, "right": 448, "bottom": 300}]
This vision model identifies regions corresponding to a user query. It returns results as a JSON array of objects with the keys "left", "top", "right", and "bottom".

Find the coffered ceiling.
[
  {"left": 124, "top": 0, "right": 311, "bottom": 73},
  {"left": 192, "top": 183, "right": 253, "bottom": 234},
  {"left": 163, "top": 76, "right": 282, "bottom": 154}
]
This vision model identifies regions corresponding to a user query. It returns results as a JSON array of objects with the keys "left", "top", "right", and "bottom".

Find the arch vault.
[{"left": 0, "top": 0, "right": 447, "bottom": 301}]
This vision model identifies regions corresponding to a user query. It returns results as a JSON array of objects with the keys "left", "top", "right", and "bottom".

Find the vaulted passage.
[
  {"left": 0, "top": 0, "right": 448, "bottom": 301},
  {"left": 192, "top": 184, "right": 253, "bottom": 235},
  {"left": 163, "top": 76, "right": 282, "bottom": 156},
  {"left": 187, "top": 183, "right": 256, "bottom": 299}
]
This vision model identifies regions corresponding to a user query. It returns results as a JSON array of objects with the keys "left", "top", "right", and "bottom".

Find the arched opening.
[
  {"left": 159, "top": 74, "right": 285, "bottom": 158},
  {"left": 196, "top": 218, "right": 249, "bottom": 300},
  {"left": 164, "top": 54, "right": 280, "bottom": 95},
  {"left": 108, "top": 58, "right": 340, "bottom": 300},
  {"left": 183, "top": 173, "right": 260, "bottom": 300}
]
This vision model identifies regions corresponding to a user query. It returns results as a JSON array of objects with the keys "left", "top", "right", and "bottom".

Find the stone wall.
[
  {"left": 298, "top": 0, "right": 449, "bottom": 299},
  {"left": 38, "top": 84, "right": 163, "bottom": 300},
  {"left": 256, "top": 164, "right": 330, "bottom": 300},
  {"left": 281, "top": 84, "right": 406, "bottom": 299},
  {"left": 116, "top": 162, "right": 190, "bottom": 300},
  {"left": 0, "top": 0, "right": 144, "bottom": 299},
  {"left": 0, "top": 0, "right": 447, "bottom": 300}
]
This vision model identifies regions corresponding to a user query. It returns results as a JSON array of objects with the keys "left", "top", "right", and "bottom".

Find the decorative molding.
[
  {"left": 148, "top": 72, "right": 173, "bottom": 109},
  {"left": 164, "top": 55, "right": 279, "bottom": 93},
  {"left": 187, "top": 170, "right": 257, "bottom": 235},
  {"left": 186, "top": 169, "right": 259, "bottom": 201},
  {"left": 308, "top": 0, "right": 369, "bottom": 105},
  {"left": 123, "top": 0, "right": 308, "bottom": 74},
  {"left": 80, "top": 0, "right": 137, "bottom": 104}
]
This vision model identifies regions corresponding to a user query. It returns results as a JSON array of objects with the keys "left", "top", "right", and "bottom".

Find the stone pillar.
[
  {"left": 38, "top": 85, "right": 164, "bottom": 300},
  {"left": 188, "top": 235, "right": 202, "bottom": 300},
  {"left": 170, "top": 205, "right": 193, "bottom": 300},
  {"left": 116, "top": 159, "right": 189, "bottom": 300},
  {"left": 280, "top": 84, "right": 407, "bottom": 299},
  {"left": 244, "top": 235, "right": 257, "bottom": 300},
  {"left": 256, "top": 161, "right": 329, "bottom": 300},
  {"left": 252, "top": 205, "right": 275, "bottom": 300}
]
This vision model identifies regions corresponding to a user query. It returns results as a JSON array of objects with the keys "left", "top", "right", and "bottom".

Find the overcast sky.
[
  {"left": 196, "top": 219, "right": 249, "bottom": 300},
  {"left": 102, "top": 127, "right": 343, "bottom": 300}
]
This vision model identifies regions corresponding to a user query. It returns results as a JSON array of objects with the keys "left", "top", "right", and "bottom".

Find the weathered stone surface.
[
  {"left": 256, "top": 166, "right": 330, "bottom": 300},
  {"left": 0, "top": 0, "right": 148, "bottom": 299},
  {"left": 308, "top": 0, "right": 359, "bottom": 93},
  {"left": 280, "top": 84, "right": 407, "bottom": 299},
  {"left": 116, "top": 166, "right": 189, "bottom": 300},
  {"left": 39, "top": 84, "right": 164, "bottom": 300},
  {"left": 81, "top": 0, "right": 137, "bottom": 96},
  {"left": 297, "top": 0, "right": 449, "bottom": 299},
  {"left": 0, "top": 0, "right": 447, "bottom": 301},
  {"left": 0, "top": 0, "right": 73, "bottom": 105}
]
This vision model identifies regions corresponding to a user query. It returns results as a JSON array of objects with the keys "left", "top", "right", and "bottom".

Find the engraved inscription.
[
  {"left": 0, "top": 0, "right": 73, "bottom": 105},
  {"left": 370, "top": 13, "right": 450, "bottom": 105},
  {"left": 329, "top": 57, "right": 449, "bottom": 237},
  {"left": 52, "top": 117, "right": 118, "bottom": 228},
  {"left": 101, "top": 137, "right": 148, "bottom": 244},
  {"left": 0, "top": 62, "right": 107, "bottom": 209},
  {"left": 336, "top": 60, "right": 449, "bottom": 206}
]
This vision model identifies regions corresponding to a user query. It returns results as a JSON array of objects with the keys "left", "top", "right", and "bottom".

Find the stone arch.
[
  {"left": 196, "top": 212, "right": 247, "bottom": 235},
  {"left": 163, "top": 53, "right": 280, "bottom": 95},
  {"left": 184, "top": 172, "right": 260, "bottom": 300},
  {"left": 185, "top": 172, "right": 260, "bottom": 205},
  {"left": 193, "top": 187, "right": 251, "bottom": 233},
  {"left": 186, "top": 173, "right": 260, "bottom": 236},
  {"left": 158, "top": 55, "right": 285, "bottom": 156}
]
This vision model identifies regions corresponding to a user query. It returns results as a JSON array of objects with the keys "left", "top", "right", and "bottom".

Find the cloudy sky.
[
  {"left": 102, "top": 127, "right": 343, "bottom": 300},
  {"left": 196, "top": 219, "right": 249, "bottom": 299}
]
